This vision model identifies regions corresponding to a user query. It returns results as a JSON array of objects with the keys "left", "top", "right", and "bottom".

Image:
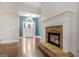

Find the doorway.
[
  {"left": 19, "top": 13, "right": 41, "bottom": 38},
  {"left": 23, "top": 16, "right": 35, "bottom": 37}
]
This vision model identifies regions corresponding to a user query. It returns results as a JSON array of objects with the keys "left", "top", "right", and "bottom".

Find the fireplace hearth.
[{"left": 45, "top": 25, "right": 63, "bottom": 49}]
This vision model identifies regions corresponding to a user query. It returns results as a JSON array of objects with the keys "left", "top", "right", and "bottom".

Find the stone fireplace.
[{"left": 45, "top": 25, "right": 63, "bottom": 49}]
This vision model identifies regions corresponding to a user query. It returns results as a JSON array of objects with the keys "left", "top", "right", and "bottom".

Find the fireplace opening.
[
  {"left": 48, "top": 32, "right": 60, "bottom": 48},
  {"left": 45, "top": 25, "right": 63, "bottom": 49}
]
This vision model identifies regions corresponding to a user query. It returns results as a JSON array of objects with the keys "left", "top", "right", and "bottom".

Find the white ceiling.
[
  {"left": 21, "top": 2, "right": 42, "bottom": 10},
  {"left": 0, "top": 2, "right": 42, "bottom": 10},
  {"left": 0, "top": 2, "right": 42, "bottom": 14}
]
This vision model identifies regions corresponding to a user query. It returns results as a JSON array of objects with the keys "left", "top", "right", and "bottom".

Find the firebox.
[
  {"left": 48, "top": 32, "right": 60, "bottom": 47},
  {"left": 45, "top": 25, "right": 63, "bottom": 49}
]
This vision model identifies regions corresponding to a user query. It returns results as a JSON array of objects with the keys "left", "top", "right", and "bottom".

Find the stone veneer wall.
[{"left": 45, "top": 25, "right": 63, "bottom": 49}]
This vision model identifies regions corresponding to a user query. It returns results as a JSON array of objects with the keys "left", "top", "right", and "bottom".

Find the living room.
[{"left": 0, "top": 2, "right": 79, "bottom": 57}]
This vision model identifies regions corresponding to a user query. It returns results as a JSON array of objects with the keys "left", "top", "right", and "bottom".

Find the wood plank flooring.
[
  {"left": 19, "top": 37, "right": 44, "bottom": 57},
  {"left": 0, "top": 38, "right": 44, "bottom": 57},
  {"left": 0, "top": 42, "right": 19, "bottom": 57}
]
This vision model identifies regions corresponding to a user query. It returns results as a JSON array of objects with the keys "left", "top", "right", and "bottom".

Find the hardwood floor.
[
  {"left": 19, "top": 37, "right": 44, "bottom": 57},
  {"left": 0, "top": 38, "right": 44, "bottom": 57},
  {"left": 0, "top": 42, "right": 19, "bottom": 57}
]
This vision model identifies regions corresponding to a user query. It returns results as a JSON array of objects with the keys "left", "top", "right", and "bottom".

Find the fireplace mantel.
[{"left": 45, "top": 25, "right": 63, "bottom": 49}]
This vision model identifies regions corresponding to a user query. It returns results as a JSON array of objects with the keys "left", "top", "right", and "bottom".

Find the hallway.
[{"left": 19, "top": 38, "right": 44, "bottom": 57}]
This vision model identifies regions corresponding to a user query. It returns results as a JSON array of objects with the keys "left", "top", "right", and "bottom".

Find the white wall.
[
  {"left": 41, "top": 2, "right": 78, "bottom": 52},
  {"left": 0, "top": 13, "right": 18, "bottom": 41},
  {"left": 41, "top": 2, "right": 77, "bottom": 20},
  {"left": 0, "top": 2, "right": 40, "bottom": 41}
]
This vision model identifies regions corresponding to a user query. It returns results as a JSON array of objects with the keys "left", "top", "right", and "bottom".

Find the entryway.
[{"left": 19, "top": 12, "right": 41, "bottom": 38}]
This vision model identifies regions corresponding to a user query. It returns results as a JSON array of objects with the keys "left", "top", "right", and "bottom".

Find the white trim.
[{"left": 43, "top": 11, "right": 73, "bottom": 21}]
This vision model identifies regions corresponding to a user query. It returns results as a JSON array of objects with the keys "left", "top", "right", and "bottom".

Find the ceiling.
[
  {"left": 0, "top": 2, "right": 42, "bottom": 14},
  {"left": 21, "top": 2, "right": 42, "bottom": 10},
  {"left": 0, "top": 2, "right": 42, "bottom": 10}
]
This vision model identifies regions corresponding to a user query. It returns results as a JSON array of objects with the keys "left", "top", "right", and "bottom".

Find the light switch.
[{"left": 12, "top": 26, "right": 15, "bottom": 30}]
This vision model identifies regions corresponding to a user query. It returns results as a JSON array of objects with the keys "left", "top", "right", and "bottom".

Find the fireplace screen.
[{"left": 48, "top": 32, "right": 60, "bottom": 47}]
